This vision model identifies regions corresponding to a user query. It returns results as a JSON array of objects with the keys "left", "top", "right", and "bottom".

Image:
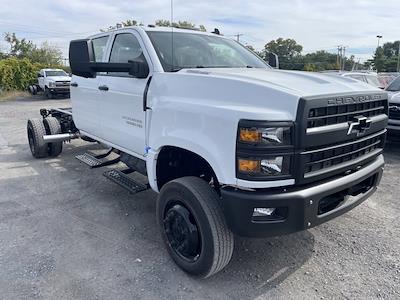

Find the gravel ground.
[{"left": 0, "top": 96, "right": 399, "bottom": 300}]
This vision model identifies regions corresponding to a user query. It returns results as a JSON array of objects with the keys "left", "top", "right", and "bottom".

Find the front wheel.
[
  {"left": 157, "top": 177, "right": 234, "bottom": 278},
  {"left": 44, "top": 88, "right": 53, "bottom": 99}
]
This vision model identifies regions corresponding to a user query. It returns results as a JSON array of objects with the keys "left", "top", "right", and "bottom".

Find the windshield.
[
  {"left": 386, "top": 76, "right": 400, "bottom": 91},
  {"left": 45, "top": 70, "right": 68, "bottom": 77},
  {"left": 146, "top": 31, "right": 269, "bottom": 72}
]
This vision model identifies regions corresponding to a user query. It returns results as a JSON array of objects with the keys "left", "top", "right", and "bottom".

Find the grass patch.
[{"left": 0, "top": 90, "right": 29, "bottom": 102}]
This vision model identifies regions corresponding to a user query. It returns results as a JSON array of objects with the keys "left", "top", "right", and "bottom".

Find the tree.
[
  {"left": 199, "top": 25, "right": 207, "bottom": 32},
  {"left": 155, "top": 19, "right": 205, "bottom": 30},
  {"left": 246, "top": 45, "right": 263, "bottom": 58},
  {"left": 263, "top": 38, "right": 303, "bottom": 69},
  {"left": 122, "top": 19, "right": 138, "bottom": 27},
  {"left": 373, "top": 47, "right": 385, "bottom": 72},
  {"left": 3, "top": 33, "right": 62, "bottom": 65},
  {"left": 100, "top": 19, "right": 144, "bottom": 32},
  {"left": 4, "top": 33, "right": 36, "bottom": 58}
]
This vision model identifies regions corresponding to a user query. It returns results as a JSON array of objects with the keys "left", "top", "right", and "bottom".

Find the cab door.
[
  {"left": 70, "top": 34, "right": 110, "bottom": 137},
  {"left": 97, "top": 30, "right": 151, "bottom": 156}
]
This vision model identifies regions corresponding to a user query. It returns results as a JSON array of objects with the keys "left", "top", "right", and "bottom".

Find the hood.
[
  {"left": 183, "top": 68, "right": 380, "bottom": 97},
  {"left": 47, "top": 76, "right": 71, "bottom": 82}
]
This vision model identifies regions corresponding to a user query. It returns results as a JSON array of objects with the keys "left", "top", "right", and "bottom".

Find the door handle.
[
  {"left": 70, "top": 82, "right": 78, "bottom": 87},
  {"left": 98, "top": 85, "right": 109, "bottom": 91}
]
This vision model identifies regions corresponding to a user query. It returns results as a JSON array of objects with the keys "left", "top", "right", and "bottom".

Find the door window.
[
  {"left": 109, "top": 33, "right": 143, "bottom": 64},
  {"left": 92, "top": 36, "right": 109, "bottom": 62}
]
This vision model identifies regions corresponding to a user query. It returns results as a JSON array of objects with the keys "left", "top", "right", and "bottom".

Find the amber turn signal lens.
[
  {"left": 238, "top": 159, "right": 261, "bottom": 173},
  {"left": 239, "top": 128, "right": 262, "bottom": 143}
]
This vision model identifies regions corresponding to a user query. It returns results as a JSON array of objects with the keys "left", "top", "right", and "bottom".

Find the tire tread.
[{"left": 172, "top": 177, "right": 234, "bottom": 278}]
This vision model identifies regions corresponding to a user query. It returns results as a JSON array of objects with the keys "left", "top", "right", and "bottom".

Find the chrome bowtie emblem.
[{"left": 347, "top": 116, "right": 372, "bottom": 135}]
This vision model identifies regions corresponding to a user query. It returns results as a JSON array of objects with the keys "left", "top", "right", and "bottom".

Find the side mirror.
[
  {"left": 37, "top": 73, "right": 43, "bottom": 78},
  {"left": 69, "top": 39, "right": 149, "bottom": 79},
  {"left": 69, "top": 39, "right": 95, "bottom": 78},
  {"left": 268, "top": 52, "right": 279, "bottom": 69},
  {"left": 127, "top": 59, "right": 149, "bottom": 78}
]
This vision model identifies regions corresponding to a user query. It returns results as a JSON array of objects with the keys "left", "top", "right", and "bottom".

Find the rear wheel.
[
  {"left": 157, "top": 177, "right": 234, "bottom": 278},
  {"left": 27, "top": 118, "right": 48, "bottom": 158},
  {"left": 43, "top": 117, "right": 62, "bottom": 157}
]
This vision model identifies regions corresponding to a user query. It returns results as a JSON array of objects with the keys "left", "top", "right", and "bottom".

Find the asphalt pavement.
[{"left": 0, "top": 95, "right": 399, "bottom": 299}]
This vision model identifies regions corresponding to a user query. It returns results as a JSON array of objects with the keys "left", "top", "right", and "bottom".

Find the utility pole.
[
  {"left": 337, "top": 46, "right": 341, "bottom": 68},
  {"left": 342, "top": 46, "right": 346, "bottom": 71},
  {"left": 234, "top": 33, "right": 243, "bottom": 43},
  {"left": 397, "top": 42, "right": 400, "bottom": 73},
  {"left": 376, "top": 35, "right": 383, "bottom": 49}
]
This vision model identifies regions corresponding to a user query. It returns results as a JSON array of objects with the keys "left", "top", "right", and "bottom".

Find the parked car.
[
  {"left": 27, "top": 26, "right": 387, "bottom": 277},
  {"left": 28, "top": 69, "right": 71, "bottom": 98},
  {"left": 341, "top": 72, "right": 384, "bottom": 89},
  {"left": 385, "top": 76, "right": 400, "bottom": 136},
  {"left": 322, "top": 71, "right": 385, "bottom": 89},
  {"left": 385, "top": 75, "right": 400, "bottom": 99},
  {"left": 378, "top": 73, "right": 398, "bottom": 89}
]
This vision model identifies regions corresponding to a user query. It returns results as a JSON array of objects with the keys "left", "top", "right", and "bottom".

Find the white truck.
[
  {"left": 28, "top": 69, "right": 71, "bottom": 98},
  {"left": 26, "top": 26, "right": 388, "bottom": 278}
]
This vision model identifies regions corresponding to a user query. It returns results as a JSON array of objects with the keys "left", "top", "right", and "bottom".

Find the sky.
[{"left": 0, "top": 0, "right": 398, "bottom": 63}]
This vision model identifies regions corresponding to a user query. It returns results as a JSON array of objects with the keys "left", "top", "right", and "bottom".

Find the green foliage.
[
  {"left": 0, "top": 57, "right": 65, "bottom": 91},
  {"left": 373, "top": 41, "right": 400, "bottom": 72},
  {"left": 0, "top": 33, "right": 65, "bottom": 91},
  {"left": 4, "top": 33, "right": 63, "bottom": 65},
  {"left": 122, "top": 19, "right": 138, "bottom": 27},
  {"left": 155, "top": 19, "right": 204, "bottom": 30},
  {"left": 263, "top": 38, "right": 303, "bottom": 69}
]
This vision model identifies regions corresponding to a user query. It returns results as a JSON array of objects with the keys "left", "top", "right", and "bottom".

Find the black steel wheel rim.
[{"left": 163, "top": 203, "right": 201, "bottom": 262}]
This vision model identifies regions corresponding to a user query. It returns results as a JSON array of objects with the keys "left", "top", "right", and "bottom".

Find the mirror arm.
[{"left": 89, "top": 62, "right": 131, "bottom": 73}]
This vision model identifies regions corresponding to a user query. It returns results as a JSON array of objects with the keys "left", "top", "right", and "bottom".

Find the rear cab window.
[{"left": 92, "top": 35, "right": 109, "bottom": 62}]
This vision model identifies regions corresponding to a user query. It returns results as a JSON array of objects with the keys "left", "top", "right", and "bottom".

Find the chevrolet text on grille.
[{"left": 327, "top": 94, "right": 384, "bottom": 106}]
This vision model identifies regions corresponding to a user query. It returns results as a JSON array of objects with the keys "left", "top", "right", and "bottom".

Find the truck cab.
[
  {"left": 27, "top": 26, "right": 388, "bottom": 278},
  {"left": 37, "top": 68, "right": 71, "bottom": 98}
]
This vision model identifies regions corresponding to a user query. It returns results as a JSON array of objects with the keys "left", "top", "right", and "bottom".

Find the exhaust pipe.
[{"left": 43, "top": 132, "right": 80, "bottom": 143}]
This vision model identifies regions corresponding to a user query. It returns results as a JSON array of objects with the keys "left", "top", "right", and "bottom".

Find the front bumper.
[
  {"left": 220, "top": 155, "right": 384, "bottom": 238},
  {"left": 49, "top": 87, "right": 70, "bottom": 94}
]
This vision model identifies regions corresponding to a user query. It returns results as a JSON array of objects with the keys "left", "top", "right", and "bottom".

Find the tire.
[
  {"left": 157, "top": 176, "right": 234, "bottom": 278},
  {"left": 43, "top": 117, "right": 63, "bottom": 157},
  {"left": 27, "top": 118, "right": 48, "bottom": 158},
  {"left": 28, "top": 85, "right": 34, "bottom": 95},
  {"left": 44, "top": 88, "right": 53, "bottom": 99}
]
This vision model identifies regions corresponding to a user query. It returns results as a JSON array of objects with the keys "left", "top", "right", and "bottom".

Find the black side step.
[
  {"left": 75, "top": 151, "right": 120, "bottom": 168},
  {"left": 103, "top": 169, "right": 148, "bottom": 194}
]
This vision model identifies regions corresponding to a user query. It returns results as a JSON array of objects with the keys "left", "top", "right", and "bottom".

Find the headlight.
[
  {"left": 236, "top": 120, "right": 294, "bottom": 180},
  {"left": 238, "top": 124, "right": 292, "bottom": 146},
  {"left": 48, "top": 81, "right": 56, "bottom": 87},
  {"left": 237, "top": 156, "right": 291, "bottom": 176}
]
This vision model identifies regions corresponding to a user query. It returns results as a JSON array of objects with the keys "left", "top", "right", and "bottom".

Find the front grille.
[
  {"left": 389, "top": 103, "right": 400, "bottom": 120},
  {"left": 302, "top": 131, "right": 385, "bottom": 176},
  {"left": 296, "top": 92, "right": 388, "bottom": 184},
  {"left": 307, "top": 99, "right": 386, "bottom": 128},
  {"left": 55, "top": 81, "right": 70, "bottom": 87}
]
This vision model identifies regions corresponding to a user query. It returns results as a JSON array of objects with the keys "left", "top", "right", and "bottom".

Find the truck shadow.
[
  {"left": 384, "top": 140, "right": 400, "bottom": 164},
  {"left": 15, "top": 95, "right": 70, "bottom": 102},
  {"left": 201, "top": 231, "right": 314, "bottom": 299}
]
